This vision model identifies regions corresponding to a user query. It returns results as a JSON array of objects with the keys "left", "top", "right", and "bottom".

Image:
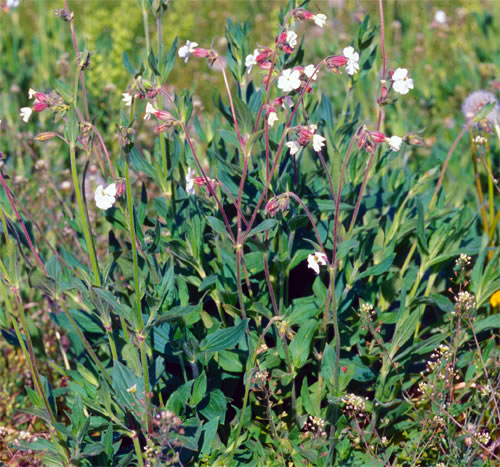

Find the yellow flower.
[{"left": 490, "top": 290, "right": 500, "bottom": 308}]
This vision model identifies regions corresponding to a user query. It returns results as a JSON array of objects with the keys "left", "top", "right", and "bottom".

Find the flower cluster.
[
  {"left": 286, "top": 124, "right": 326, "bottom": 155},
  {"left": 341, "top": 393, "right": 367, "bottom": 414},
  {"left": 326, "top": 46, "right": 360, "bottom": 75},
  {"left": 454, "top": 291, "right": 476, "bottom": 313},
  {"left": 292, "top": 8, "right": 327, "bottom": 28},
  {"left": 358, "top": 128, "right": 403, "bottom": 153},
  {"left": 303, "top": 415, "right": 327, "bottom": 439},
  {"left": 455, "top": 253, "right": 472, "bottom": 269},
  {"left": 20, "top": 88, "right": 68, "bottom": 123},
  {"left": 185, "top": 167, "right": 219, "bottom": 197}
]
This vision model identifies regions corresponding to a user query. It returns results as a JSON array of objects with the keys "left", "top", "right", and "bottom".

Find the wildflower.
[
  {"left": 6, "top": 0, "right": 20, "bottom": 9},
  {"left": 307, "top": 251, "right": 328, "bottom": 274},
  {"left": 313, "top": 13, "right": 327, "bottom": 28},
  {"left": 455, "top": 253, "right": 472, "bottom": 269},
  {"left": 312, "top": 134, "right": 326, "bottom": 152},
  {"left": 267, "top": 111, "right": 278, "bottom": 128},
  {"left": 462, "top": 90, "right": 499, "bottom": 126},
  {"left": 392, "top": 68, "right": 414, "bottom": 95},
  {"left": 19, "top": 107, "right": 32, "bottom": 123},
  {"left": 434, "top": 10, "right": 447, "bottom": 25},
  {"left": 341, "top": 393, "right": 367, "bottom": 413},
  {"left": 455, "top": 291, "right": 475, "bottom": 312},
  {"left": 293, "top": 9, "right": 327, "bottom": 28},
  {"left": 343, "top": 46, "right": 360, "bottom": 75},
  {"left": 95, "top": 183, "right": 117, "bottom": 210},
  {"left": 386, "top": 135, "right": 403, "bottom": 151},
  {"left": 122, "top": 92, "right": 133, "bottom": 107},
  {"left": 490, "top": 290, "right": 500, "bottom": 308},
  {"left": 285, "top": 140, "right": 301, "bottom": 156},
  {"left": 143, "top": 102, "right": 175, "bottom": 124},
  {"left": 473, "top": 135, "right": 487, "bottom": 144},
  {"left": 273, "top": 95, "right": 294, "bottom": 109},
  {"left": 286, "top": 31, "right": 297, "bottom": 50},
  {"left": 304, "top": 64, "right": 319, "bottom": 81},
  {"left": 245, "top": 48, "right": 259, "bottom": 74},
  {"left": 277, "top": 69, "right": 301, "bottom": 93},
  {"left": 178, "top": 40, "right": 198, "bottom": 63},
  {"left": 185, "top": 167, "right": 196, "bottom": 195}
]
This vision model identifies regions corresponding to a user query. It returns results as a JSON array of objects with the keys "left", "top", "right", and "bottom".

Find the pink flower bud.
[
  {"left": 370, "top": 131, "right": 386, "bottom": 143},
  {"left": 327, "top": 55, "right": 349, "bottom": 68},
  {"left": 192, "top": 48, "right": 210, "bottom": 58},
  {"left": 293, "top": 8, "right": 314, "bottom": 21},
  {"left": 116, "top": 181, "right": 126, "bottom": 197}
]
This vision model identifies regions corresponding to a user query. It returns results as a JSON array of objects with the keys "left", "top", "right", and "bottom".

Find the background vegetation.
[{"left": 0, "top": 0, "right": 498, "bottom": 465}]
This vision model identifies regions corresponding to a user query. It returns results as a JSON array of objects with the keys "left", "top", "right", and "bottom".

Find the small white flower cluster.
[
  {"left": 303, "top": 415, "right": 327, "bottom": 438},
  {"left": 253, "top": 369, "right": 269, "bottom": 386},
  {"left": 360, "top": 303, "right": 376, "bottom": 318},
  {"left": 455, "top": 253, "right": 472, "bottom": 268},
  {"left": 341, "top": 393, "right": 367, "bottom": 413},
  {"left": 432, "top": 416, "right": 446, "bottom": 428},
  {"left": 425, "top": 344, "right": 452, "bottom": 374},
  {"left": 477, "top": 430, "right": 491, "bottom": 445},
  {"left": 473, "top": 135, "right": 487, "bottom": 145},
  {"left": 454, "top": 291, "right": 476, "bottom": 313}
]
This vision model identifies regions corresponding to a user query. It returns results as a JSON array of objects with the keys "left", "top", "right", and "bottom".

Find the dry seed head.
[{"left": 462, "top": 90, "right": 499, "bottom": 125}]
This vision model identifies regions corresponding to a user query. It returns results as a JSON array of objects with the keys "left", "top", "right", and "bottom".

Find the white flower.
[
  {"left": 304, "top": 64, "right": 318, "bottom": 81},
  {"left": 386, "top": 135, "right": 403, "bottom": 151},
  {"left": 122, "top": 92, "right": 133, "bottom": 107},
  {"left": 144, "top": 102, "right": 156, "bottom": 120},
  {"left": 312, "top": 134, "right": 326, "bottom": 152},
  {"left": 28, "top": 88, "right": 36, "bottom": 99},
  {"left": 434, "top": 10, "right": 447, "bottom": 25},
  {"left": 6, "top": 0, "right": 20, "bottom": 8},
  {"left": 95, "top": 183, "right": 117, "bottom": 210},
  {"left": 20, "top": 107, "right": 32, "bottom": 123},
  {"left": 343, "top": 46, "right": 360, "bottom": 75},
  {"left": 185, "top": 167, "right": 196, "bottom": 195},
  {"left": 286, "top": 31, "right": 298, "bottom": 49},
  {"left": 307, "top": 251, "right": 328, "bottom": 274},
  {"left": 286, "top": 141, "right": 301, "bottom": 156},
  {"left": 313, "top": 13, "right": 327, "bottom": 28},
  {"left": 267, "top": 111, "right": 278, "bottom": 128},
  {"left": 178, "top": 40, "right": 198, "bottom": 63},
  {"left": 392, "top": 68, "right": 414, "bottom": 95},
  {"left": 277, "top": 69, "right": 301, "bottom": 93},
  {"left": 245, "top": 48, "right": 259, "bottom": 74}
]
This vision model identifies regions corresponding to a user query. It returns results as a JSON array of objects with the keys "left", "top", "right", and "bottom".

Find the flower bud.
[{"left": 34, "top": 132, "right": 58, "bottom": 141}]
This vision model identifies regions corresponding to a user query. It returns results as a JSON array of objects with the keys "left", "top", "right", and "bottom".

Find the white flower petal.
[
  {"left": 122, "top": 92, "right": 133, "bottom": 107},
  {"left": 95, "top": 184, "right": 117, "bottom": 210},
  {"left": 304, "top": 64, "right": 318, "bottom": 81},
  {"left": 285, "top": 141, "right": 301, "bottom": 156},
  {"left": 386, "top": 136, "right": 403, "bottom": 151},
  {"left": 267, "top": 111, "right": 278, "bottom": 128},
  {"left": 20, "top": 107, "right": 32, "bottom": 123},
  {"left": 313, "top": 14, "right": 327, "bottom": 28},
  {"left": 286, "top": 31, "right": 298, "bottom": 49},
  {"left": 312, "top": 134, "right": 326, "bottom": 152}
]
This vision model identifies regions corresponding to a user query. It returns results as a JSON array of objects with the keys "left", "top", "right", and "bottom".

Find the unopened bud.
[{"left": 34, "top": 132, "right": 57, "bottom": 141}]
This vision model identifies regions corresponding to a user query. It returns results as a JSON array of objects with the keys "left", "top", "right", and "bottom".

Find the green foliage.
[{"left": 0, "top": 0, "right": 499, "bottom": 466}]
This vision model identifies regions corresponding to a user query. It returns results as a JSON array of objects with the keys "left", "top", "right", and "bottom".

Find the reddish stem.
[{"left": 0, "top": 173, "right": 47, "bottom": 275}]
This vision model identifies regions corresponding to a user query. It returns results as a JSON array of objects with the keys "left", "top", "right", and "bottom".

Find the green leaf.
[
  {"left": 289, "top": 320, "right": 318, "bottom": 369},
  {"left": 207, "top": 216, "right": 231, "bottom": 238},
  {"left": 199, "top": 389, "right": 227, "bottom": 421},
  {"left": 190, "top": 371, "right": 207, "bottom": 406},
  {"left": 358, "top": 253, "right": 395, "bottom": 279},
  {"left": 200, "top": 319, "right": 248, "bottom": 353},
  {"left": 416, "top": 198, "right": 428, "bottom": 254},
  {"left": 248, "top": 219, "right": 278, "bottom": 237},
  {"left": 201, "top": 416, "right": 220, "bottom": 455}
]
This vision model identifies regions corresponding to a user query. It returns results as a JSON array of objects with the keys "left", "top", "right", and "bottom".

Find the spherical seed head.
[{"left": 461, "top": 90, "right": 499, "bottom": 125}]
